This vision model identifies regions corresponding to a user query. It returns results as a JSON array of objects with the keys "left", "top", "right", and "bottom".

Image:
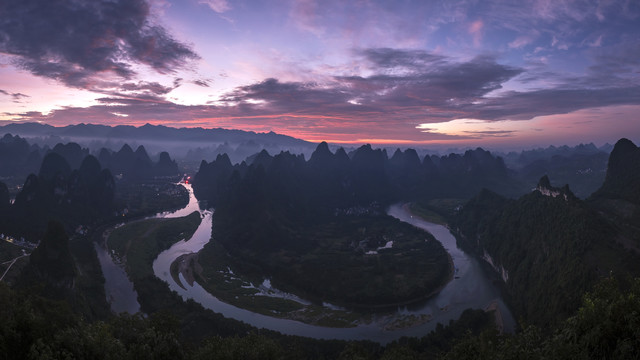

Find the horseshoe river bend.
[{"left": 95, "top": 182, "right": 515, "bottom": 344}]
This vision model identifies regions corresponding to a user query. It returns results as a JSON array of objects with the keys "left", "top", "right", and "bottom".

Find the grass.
[
  {"left": 108, "top": 212, "right": 201, "bottom": 280},
  {"left": 410, "top": 198, "right": 467, "bottom": 224}
]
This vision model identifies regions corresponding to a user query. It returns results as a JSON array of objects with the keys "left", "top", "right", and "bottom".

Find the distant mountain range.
[
  {"left": 0, "top": 122, "right": 315, "bottom": 163},
  {"left": 0, "top": 122, "right": 310, "bottom": 147}
]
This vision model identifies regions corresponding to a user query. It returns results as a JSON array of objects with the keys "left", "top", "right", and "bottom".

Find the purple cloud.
[
  {"left": 0, "top": 89, "right": 30, "bottom": 102},
  {"left": 0, "top": 0, "right": 198, "bottom": 91}
]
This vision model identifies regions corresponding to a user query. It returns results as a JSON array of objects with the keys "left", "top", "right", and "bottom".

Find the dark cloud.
[
  {"left": 118, "top": 81, "right": 177, "bottom": 95},
  {"left": 465, "top": 86, "right": 640, "bottom": 121},
  {"left": 215, "top": 48, "right": 640, "bottom": 124},
  {"left": 193, "top": 79, "right": 211, "bottom": 87},
  {"left": 358, "top": 48, "right": 446, "bottom": 70},
  {"left": 11, "top": 92, "right": 29, "bottom": 101},
  {"left": 220, "top": 53, "right": 522, "bottom": 121},
  {"left": 5, "top": 45, "right": 640, "bottom": 140},
  {"left": 0, "top": 89, "right": 30, "bottom": 102},
  {"left": 341, "top": 54, "right": 522, "bottom": 109},
  {"left": 589, "top": 39, "right": 640, "bottom": 79},
  {"left": 222, "top": 78, "right": 356, "bottom": 113},
  {"left": 0, "top": 0, "right": 198, "bottom": 90}
]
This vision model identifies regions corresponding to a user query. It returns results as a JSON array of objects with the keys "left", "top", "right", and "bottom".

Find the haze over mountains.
[{"left": 0, "top": 122, "right": 315, "bottom": 164}]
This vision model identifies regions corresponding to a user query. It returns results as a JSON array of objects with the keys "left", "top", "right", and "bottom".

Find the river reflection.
[
  {"left": 94, "top": 240, "right": 141, "bottom": 314},
  {"left": 146, "top": 183, "right": 515, "bottom": 343}
]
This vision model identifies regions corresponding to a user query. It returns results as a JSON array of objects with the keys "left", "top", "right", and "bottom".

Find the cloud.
[
  {"left": 213, "top": 51, "right": 523, "bottom": 125},
  {"left": 0, "top": 0, "right": 198, "bottom": 91},
  {"left": 289, "top": 0, "right": 325, "bottom": 36},
  {"left": 193, "top": 79, "right": 211, "bottom": 87},
  {"left": 509, "top": 34, "right": 537, "bottom": 49},
  {"left": 11, "top": 93, "right": 29, "bottom": 101},
  {"left": 118, "top": 81, "right": 178, "bottom": 95},
  {"left": 199, "top": 0, "right": 231, "bottom": 13},
  {"left": 0, "top": 89, "right": 30, "bottom": 102},
  {"left": 463, "top": 130, "right": 516, "bottom": 137},
  {"left": 464, "top": 86, "right": 640, "bottom": 121},
  {"left": 6, "top": 49, "right": 523, "bottom": 125},
  {"left": 589, "top": 39, "right": 640, "bottom": 77},
  {"left": 357, "top": 48, "right": 446, "bottom": 71},
  {"left": 5, "top": 44, "right": 640, "bottom": 143},
  {"left": 468, "top": 20, "right": 484, "bottom": 47}
]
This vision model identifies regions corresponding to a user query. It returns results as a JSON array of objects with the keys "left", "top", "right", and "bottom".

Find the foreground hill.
[
  {"left": 589, "top": 138, "right": 640, "bottom": 242},
  {"left": 452, "top": 138, "right": 640, "bottom": 328}
]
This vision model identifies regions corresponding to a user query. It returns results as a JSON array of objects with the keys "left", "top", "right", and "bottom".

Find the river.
[{"left": 99, "top": 182, "right": 515, "bottom": 343}]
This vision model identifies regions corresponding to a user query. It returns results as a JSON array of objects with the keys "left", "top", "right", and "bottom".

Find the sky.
[{"left": 0, "top": 0, "right": 639, "bottom": 149}]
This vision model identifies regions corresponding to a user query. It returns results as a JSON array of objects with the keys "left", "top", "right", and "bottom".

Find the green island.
[{"left": 184, "top": 213, "right": 452, "bottom": 327}]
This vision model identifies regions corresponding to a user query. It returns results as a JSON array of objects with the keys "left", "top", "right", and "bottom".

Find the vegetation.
[
  {"left": 4, "top": 261, "right": 640, "bottom": 359},
  {"left": 193, "top": 142, "right": 519, "bottom": 308},
  {"left": 503, "top": 142, "right": 610, "bottom": 199},
  {"left": 207, "top": 214, "right": 450, "bottom": 308},
  {"left": 3, "top": 153, "right": 115, "bottom": 241},
  {"left": 443, "top": 277, "right": 640, "bottom": 360},
  {"left": 0, "top": 278, "right": 499, "bottom": 359},
  {"left": 108, "top": 212, "right": 201, "bottom": 280},
  {"left": 113, "top": 181, "right": 189, "bottom": 219},
  {"left": 4, "top": 134, "right": 640, "bottom": 358},
  {"left": 98, "top": 144, "right": 180, "bottom": 181},
  {"left": 28, "top": 221, "right": 77, "bottom": 288},
  {"left": 410, "top": 199, "right": 466, "bottom": 225},
  {"left": 0, "top": 240, "right": 28, "bottom": 285},
  {"left": 452, "top": 180, "right": 640, "bottom": 328},
  {"left": 451, "top": 140, "right": 640, "bottom": 329}
]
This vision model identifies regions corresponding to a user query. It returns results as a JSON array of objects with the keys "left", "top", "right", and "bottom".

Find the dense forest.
[
  {"left": 0, "top": 135, "right": 183, "bottom": 240},
  {"left": 451, "top": 138, "right": 640, "bottom": 329},
  {"left": 1, "top": 131, "right": 640, "bottom": 358},
  {"left": 193, "top": 144, "right": 463, "bottom": 307}
]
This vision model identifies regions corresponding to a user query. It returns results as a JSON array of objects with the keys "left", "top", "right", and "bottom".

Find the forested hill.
[
  {"left": 192, "top": 141, "right": 522, "bottom": 209},
  {"left": 592, "top": 138, "right": 640, "bottom": 203},
  {"left": 586, "top": 138, "right": 640, "bottom": 256},
  {"left": 452, "top": 139, "right": 640, "bottom": 329},
  {"left": 192, "top": 142, "right": 462, "bottom": 307},
  {"left": 0, "top": 152, "right": 116, "bottom": 240}
]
